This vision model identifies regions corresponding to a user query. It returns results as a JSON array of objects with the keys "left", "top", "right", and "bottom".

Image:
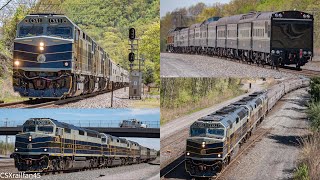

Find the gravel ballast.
[
  {"left": 160, "top": 53, "right": 301, "bottom": 78},
  {"left": 60, "top": 88, "right": 132, "bottom": 108},
  {"left": 224, "top": 88, "right": 310, "bottom": 180}
]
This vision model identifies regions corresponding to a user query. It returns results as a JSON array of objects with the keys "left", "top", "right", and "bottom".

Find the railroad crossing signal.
[
  {"left": 129, "top": 52, "right": 135, "bottom": 62},
  {"left": 129, "top": 28, "right": 135, "bottom": 40}
]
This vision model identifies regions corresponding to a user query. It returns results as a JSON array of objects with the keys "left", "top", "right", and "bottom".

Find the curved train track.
[
  {"left": 0, "top": 86, "right": 126, "bottom": 108},
  {"left": 160, "top": 86, "right": 307, "bottom": 180}
]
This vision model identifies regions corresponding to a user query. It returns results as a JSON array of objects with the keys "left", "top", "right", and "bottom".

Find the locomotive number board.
[
  {"left": 192, "top": 122, "right": 224, "bottom": 128},
  {"left": 25, "top": 18, "right": 67, "bottom": 24}
]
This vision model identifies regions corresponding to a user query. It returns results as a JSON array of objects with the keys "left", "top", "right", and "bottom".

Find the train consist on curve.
[
  {"left": 10, "top": 118, "right": 157, "bottom": 172},
  {"left": 185, "top": 77, "right": 309, "bottom": 177},
  {"left": 13, "top": 14, "right": 129, "bottom": 99},
  {"left": 166, "top": 11, "right": 313, "bottom": 69}
]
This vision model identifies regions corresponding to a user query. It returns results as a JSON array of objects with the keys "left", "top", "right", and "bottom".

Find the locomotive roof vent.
[{"left": 30, "top": 13, "right": 64, "bottom": 16}]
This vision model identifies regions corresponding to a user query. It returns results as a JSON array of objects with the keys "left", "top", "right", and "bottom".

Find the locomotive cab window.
[
  {"left": 38, "top": 126, "right": 54, "bottom": 133},
  {"left": 23, "top": 125, "right": 36, "bottom": 132},
  {"left": 47, "top": 26, "right": 73, "bottom": 39},
  {"left": 79, "top": 130, "right": 85, "bottom": 135},
  {"left": 102, "top": 137, "right": 106, "bottom": 143},
  {"left": 19, "top": 26, "right": 44, "bottom": 37}
]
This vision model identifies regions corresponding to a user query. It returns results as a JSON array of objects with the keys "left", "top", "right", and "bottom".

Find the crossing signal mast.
[{"left": 128, "top": 28, "right": 143, "bottom": 99}]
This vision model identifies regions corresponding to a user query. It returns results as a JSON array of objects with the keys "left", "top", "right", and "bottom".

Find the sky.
[
  {"left": 160, "top": 0, "right": 231, "bottom": 17},
  {"left": 0, "top": 108, "right": 160, "bottom": 150}
]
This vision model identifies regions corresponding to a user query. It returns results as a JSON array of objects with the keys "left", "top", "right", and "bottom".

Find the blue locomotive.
[
  {"left": 10, "top": 118, "right": 157, "bottom": 172},
  {"left": 13, "top": 14, "right": 129, "bottom": 98}
]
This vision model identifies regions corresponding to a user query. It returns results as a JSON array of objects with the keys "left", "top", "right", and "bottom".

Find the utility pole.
[{"left": 4, "top": 118, "right": 8, "bottom": 156}]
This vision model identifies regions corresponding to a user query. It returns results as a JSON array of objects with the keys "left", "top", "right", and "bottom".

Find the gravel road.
[
  {"left": 59, "top": 87, "right": 132, "bottom": 108},
  {"left": 223, "top": 88, "right": 310, "bottom": 180},
  {"left": 160, "top": 81, "right": 264, "bottom": 170},
  {"left": 28, "top": 163, "right": 160, "bottom": 180},
  {"left": 160, "top": 53, "right": 307, "bottom": 78}
]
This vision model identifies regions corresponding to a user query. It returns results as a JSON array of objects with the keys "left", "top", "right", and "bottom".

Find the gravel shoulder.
[
  {"left": 32, "top": 163, "right": 159, "bottom": 180},
  {"left": 57, "top": 88, "right": 159, "bottom": 108},
  {"left": 160, "top": 53, "right": 300, "bottom": 78},
  {"left": 224, "top": 88, "right": 310, "bottom": 180}
]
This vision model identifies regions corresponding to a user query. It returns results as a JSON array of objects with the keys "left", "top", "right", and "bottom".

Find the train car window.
[
  {"left": 47, "top": 26, "right": 72, "bottom": 39},
  {"left": 64, "top": 128, "right": 71, "bottom": 133},
  {"left": 102, "top": 138, "right": 106, "bottom": 143},
  {"left": 19, "top": 26, "right": 44, "bottom": 37},
  {"left": 87, "top": 132, "right": 97, "bottom": 137},
  {"left": 83, "top": 33, "right": 85, "bottom": 39},
  {"left": 38, "top": 126, "right": 54, "bottom": 133},
  {"left": 23, "top": 126, "right": 36, "bottom": 132},
  {"left": 79, "top": 130, "right": 85, "bottom": 135},
  {"left": 236, "top": 117, "right": 240, "bottom": 123},
  {"left": 75, "top": 29, "right": 79, "bottom": 41}
]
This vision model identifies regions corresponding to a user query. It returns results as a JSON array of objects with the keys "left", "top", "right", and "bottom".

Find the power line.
[{"left": 0, "top": 0, "right": 13, "bottom": 11}]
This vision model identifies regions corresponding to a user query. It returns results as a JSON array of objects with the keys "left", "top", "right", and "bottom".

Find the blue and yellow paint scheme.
[
  {"left": 11, "top": 118, "right": 157, "bottom": 172},
  {"left": 185, "top": 91, "right": 268, "bottom": 177},
  {"left": 12, "top": 14, "right": 129, "bottom": 99}
]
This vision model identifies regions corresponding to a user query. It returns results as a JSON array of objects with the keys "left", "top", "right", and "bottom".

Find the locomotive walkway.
[{"left": 0, "top": 127, "right": 160, "bottom": 138}]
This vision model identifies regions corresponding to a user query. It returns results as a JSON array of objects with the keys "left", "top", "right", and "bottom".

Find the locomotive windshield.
[
  {"left": 23, "top": 125, "right": 36, "bottom": 132},
  {"left": 271, "top": 20, "right": 312, "bottom": 49},
  {"left": 47, "top": 26, "right": 73, "bottom": 39},
  {"left": 19, "top": 26, "right": 44, "bottom": 37},
  {"left": 37, "top": 126, "right": 54, "bottom": 133},
  {"left": 190, "top": 127, "right": 225, "bottom": 137}
]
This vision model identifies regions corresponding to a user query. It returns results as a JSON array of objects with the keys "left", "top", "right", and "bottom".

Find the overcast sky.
[{"left": 160, "top": 0, "right": 231, "bottom": 17}]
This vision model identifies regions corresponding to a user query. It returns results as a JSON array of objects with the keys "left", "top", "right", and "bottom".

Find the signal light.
[
  {"left": 129, "top": 28, "right": 135, "bottom": 40},
  {"left": 129, "top": 52, "right": 135, "bottom": 62}
]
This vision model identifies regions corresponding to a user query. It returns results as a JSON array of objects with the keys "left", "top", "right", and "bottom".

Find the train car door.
[{"left": 55, "top": 127, "right": 64, "bottom": 155}]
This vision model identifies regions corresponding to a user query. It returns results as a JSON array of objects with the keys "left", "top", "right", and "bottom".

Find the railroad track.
[
  {"left": 280, "top": 68, "right": 320, "bottom": 77},
  {"left": 170, "top": 53, "right": 320, "bottom": 77},
  {"left": 0, "top": 86, "right": 126, "bottom": 108},
  {"left": 160, "top": 97, "right": 286, "bottom": 180}
]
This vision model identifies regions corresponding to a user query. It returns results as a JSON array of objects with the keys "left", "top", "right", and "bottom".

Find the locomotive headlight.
[
  {"left": 303, "top": 51, "right": 307, "bottom": 55},
  {"left": 15, "top": 148, "right": 18, "bottom": 151},
  {"left": 271, "top": 50, "right": 275, "bottom": 54},
  {"left": 303, "top": 14, "right": 307, "bottom": 18},
  {"left": 28, "top": 135, "right": 32, "bottom": 142},
  {"left": 218, "top": 154, "right": 221, "bottom": 157},
  {"left": 308, "top": 51, "right": 312, "bottom": 55},
  {"left": 276, "top": 50, "right": 280, "bottom": 55},
  {"left": 278, "top": 13, "right": 283, "bottom": 18},
  {"left": 307, "top": 14, "right": 310, "bottom": 19},
  {"left": 44, "top": 148, "right": 47, "bottom": 152},
  {"left": 187, "top": 152, "right": 190, "bottom": 156},
  {"left": 39, "top": 46, "right": 44, "bottom": 51},
  {"left": 64, "top": 62, "right": 69, "bottom": 67},
  {"left": 14, "top": 60, "right": 20, "bottom": 66},
  {"left": 201, "top": 141, "right": 205, "bottom": 148},
  {"left": 275, "top": 13, "right": 279, "bottom": 18},
  {"left": 39, "top": 42, "right": 44, "bottom": 47}
]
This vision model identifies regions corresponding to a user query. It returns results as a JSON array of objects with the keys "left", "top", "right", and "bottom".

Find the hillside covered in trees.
[
  {"left": 0, "top": 0, "right": 160, "bottom": 85},
  {"left": 160, "top": 0, "right": 320, "bottom": 52}
]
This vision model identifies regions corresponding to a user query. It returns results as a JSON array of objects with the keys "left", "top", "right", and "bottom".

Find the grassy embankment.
[
  {"left": 160, "top": 78, "right": 247, "bottom": 125},
  {"left": 294, "top": 77, "right": 320, "bottom": 180},
  {"left": 131, "top": 87, "right": 160, "bottom": 108}
]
